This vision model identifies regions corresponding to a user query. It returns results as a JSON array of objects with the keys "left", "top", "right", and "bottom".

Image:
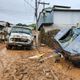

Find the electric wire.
[{"left": 24, "top": 0, "right": 35, "bottom": 9}]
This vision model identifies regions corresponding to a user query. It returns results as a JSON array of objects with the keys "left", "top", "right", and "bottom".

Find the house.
[
  {"left": 0, "top": 21, "right": 11, "bottom": 41},
  {"left": 38, "top": 5, "right": 80, "bottom": 32},
  {"left": 0, "top": 21, "right": 11, "bottom": 30}
]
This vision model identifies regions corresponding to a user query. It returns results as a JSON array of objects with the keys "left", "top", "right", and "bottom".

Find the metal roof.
[
  {"left": 53, "top": 9, "right": 80, "bottom": 12},
  {"left": 53, "top": 5, "right": 71, "bottom": 9}
]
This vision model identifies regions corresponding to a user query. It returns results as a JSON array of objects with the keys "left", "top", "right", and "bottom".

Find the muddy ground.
[{"left": 0, "top": 43, "right": 80, "bottom": 80}]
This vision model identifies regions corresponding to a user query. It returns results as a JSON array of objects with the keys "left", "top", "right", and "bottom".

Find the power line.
[
  {"left": 38, "top": 2, "right": 49, "bottom": 9},
  {"left": 23, "top": 1, "right": 35, "bottom": 24},
  {"left": 24, "top": 0, "right": 35, "bottom": 9}
]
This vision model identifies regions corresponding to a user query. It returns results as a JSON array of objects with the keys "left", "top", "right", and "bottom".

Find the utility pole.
[
  {"left": 38, "top": 2, "right": 49, "bottom": 10},
  {"left": 35, "top": 0, "right": 49, "bottom": 47},
  {"left": 35, "top": 0, "right": 38, "bottom": 47},
  {"left": 38, "top": 2, "right": 49, "bottom": 23}
]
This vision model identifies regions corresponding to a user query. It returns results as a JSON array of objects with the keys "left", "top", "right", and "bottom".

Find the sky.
[{"left": 0, "top": 0, "right": 80, "bottom": 24}]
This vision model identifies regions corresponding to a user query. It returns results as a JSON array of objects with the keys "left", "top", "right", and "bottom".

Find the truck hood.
[{"left": 9, "top": 33, "right": 33, "bottom": 40}]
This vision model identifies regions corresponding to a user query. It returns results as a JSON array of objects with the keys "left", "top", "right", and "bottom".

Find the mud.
[{"left": 0, "top": 43, "right": 79, "bottom": 80}]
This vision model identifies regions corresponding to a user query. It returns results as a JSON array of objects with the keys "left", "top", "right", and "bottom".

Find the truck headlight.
[
  {"left": 22, "top": 36, "right": 27, "bottom": 39},
  {"left": 27, "top": 39, "right": 31, "bottom": 42},
  {"left": 10, "top": 38, "right": 14, "bottom": 41}
]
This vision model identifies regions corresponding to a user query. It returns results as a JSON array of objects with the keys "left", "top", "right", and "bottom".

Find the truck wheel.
[
  {"left": 6, "top": 45, "right": 12, "bottom": 50},
  {"left": 71, "top": 60, "right": 80, "bottom": 67},
  {"left": 29, "top": 42, "right": 33, "bottom": 50},
  {"left": 30, "top": 45, "right": 33, "bottom": 50},
  {"left": 26, "top": 45, "right": 32, "bottom": 50},
  {"left": 62, "top": 51, "right": 69, "bottom": 60},
  {"left": 27, "top": 46, "right": 32, "bottom": 50}
]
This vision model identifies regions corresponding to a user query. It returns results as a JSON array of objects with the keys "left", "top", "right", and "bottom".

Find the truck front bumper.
[{"left": 7, "top": 41, "right": 33, "bottom": 47}]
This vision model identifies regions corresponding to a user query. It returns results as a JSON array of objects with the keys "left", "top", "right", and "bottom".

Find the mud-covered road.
[{"left": 0, "top": 43, "right": 80, "bottom": 80}]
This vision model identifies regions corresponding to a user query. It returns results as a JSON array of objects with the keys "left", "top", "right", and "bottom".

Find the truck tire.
[
  {"left": 6, "top": 45, "right": 12, "bottom": 50},
  {"left": 29, "top": 41, "right": 33, "bottom": 50}
]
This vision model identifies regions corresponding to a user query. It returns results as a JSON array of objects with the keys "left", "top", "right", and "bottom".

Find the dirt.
[{"left": 0, "top": 43, "right": 79, "bottom": 80}]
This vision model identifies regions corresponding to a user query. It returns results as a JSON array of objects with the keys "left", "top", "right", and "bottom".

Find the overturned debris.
[{"left": 54, "top": 27, "right": 80, "bottom": 65}]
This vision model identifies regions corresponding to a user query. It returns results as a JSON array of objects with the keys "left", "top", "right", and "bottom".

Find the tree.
[
  {"left": 16, "top": 23, "right": 27, "bottom": 26},
  {"left": 28, "top": 24, "right": 36, "bottom": 30}
]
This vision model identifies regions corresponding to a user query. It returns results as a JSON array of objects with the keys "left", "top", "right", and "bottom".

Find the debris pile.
[{"left": 39, "top": 27, "right": 60, "bottom": 48}]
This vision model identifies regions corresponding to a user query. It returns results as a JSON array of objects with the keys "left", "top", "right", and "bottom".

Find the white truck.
[{"left": 6, "top": 26, "right": 34, "bottom": 49}]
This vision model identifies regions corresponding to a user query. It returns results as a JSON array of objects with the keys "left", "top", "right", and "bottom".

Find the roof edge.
[{"left": 53, "top": 5, "right": 71, "bottom": 9}]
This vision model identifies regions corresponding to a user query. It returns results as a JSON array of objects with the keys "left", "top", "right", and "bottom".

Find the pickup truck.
[
  {"left": 54, "top": 27, "right": 80, "bottom": 66},
  {"left": 6, "top": 26, "right": 34, "bottom": 49}
]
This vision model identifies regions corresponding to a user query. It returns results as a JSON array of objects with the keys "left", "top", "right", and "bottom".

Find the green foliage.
[
  {"left": 16, "top": 23, "right": 36, "bottom": 30},
  {"left": 28, "top": 24, "right": 36, "bottom": 30},
  {"left": 16, "top": 23, "right": 27, "bottom": 26}
]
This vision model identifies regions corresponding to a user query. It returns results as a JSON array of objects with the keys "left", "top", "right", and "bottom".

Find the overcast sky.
[{"left": 0, "top": 0, "right": 80, "bottom": 24}]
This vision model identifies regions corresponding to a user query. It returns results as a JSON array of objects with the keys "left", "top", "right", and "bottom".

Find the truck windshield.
[
  {"left": 11, "top": 27, "right": 32, "bottom": 35},
  {"left": 59, "top": 29, "right": 74, "bottom": 43},
  {"left": 59, "top": 28, "right": 80, "bottom": 43}
]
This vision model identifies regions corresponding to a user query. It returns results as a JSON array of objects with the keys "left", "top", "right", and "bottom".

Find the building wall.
[
  {"left": 38, "top": 11, "right": 53, "bottom": 28},
  {"left": 38, "top": 9, "right": 80, "bottom": 30},
  {"left": 53, "top": 11, "right": 80, "bottom": 28}
]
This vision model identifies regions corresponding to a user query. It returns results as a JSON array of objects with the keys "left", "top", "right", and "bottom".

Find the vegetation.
[
  {"left": 16, "top": 23, "right": 27, "bottom": 26},
  {"left": 28, "top": 23, "right": 36, "bottom": 30},
  {"left": 16, "top": 23, "right": 36, "bottom": 30}
]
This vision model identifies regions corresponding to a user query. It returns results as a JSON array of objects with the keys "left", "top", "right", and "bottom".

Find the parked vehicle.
[
  {"left": 6, "top": 26, "right": 34, "bottom": 49},
  {"left": 54, "top": 27, "right": 80, "bottom": 65}
]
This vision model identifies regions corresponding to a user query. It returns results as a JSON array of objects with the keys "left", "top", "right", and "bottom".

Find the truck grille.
[{"left": 12, "top": 38, "right": 29, "bottom": 42}]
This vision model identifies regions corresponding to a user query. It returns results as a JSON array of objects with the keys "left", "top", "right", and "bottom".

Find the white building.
[{"left": 38, "top": 5, "right": 80, "bottom": 31}]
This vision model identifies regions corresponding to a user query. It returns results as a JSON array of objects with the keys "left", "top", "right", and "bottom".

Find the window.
[
  {"left": 11, "top": 27, "right": 32, "bottom": 35},
  {"left": 59, "top": 29, "right": 73, "bottom": 43}
]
